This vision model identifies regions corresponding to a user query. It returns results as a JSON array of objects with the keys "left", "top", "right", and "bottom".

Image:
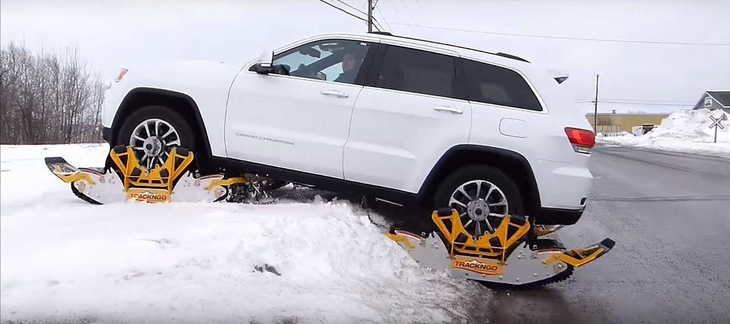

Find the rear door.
[
  {"left": 461, "top": 57, "right": 549, "bottom": 163},
  {"left": 343, "top": 45, "right": 471, "bottom": 193},
  {"left": 226, "top": 39, "right": 374, "bottom": 179}
]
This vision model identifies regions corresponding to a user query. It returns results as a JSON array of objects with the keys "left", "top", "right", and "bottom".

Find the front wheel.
[
  {"left": 116, "top": 105, "right": 196, "bottom": 169},
  {"left": 433, "top": 165, "right": 524, "bottom": 239}
]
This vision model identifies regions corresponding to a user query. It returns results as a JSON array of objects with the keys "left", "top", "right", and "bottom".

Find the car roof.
[
  {"left": 286, "top": 33, "right": 533, "bottom": 69},
  {"left": 370, "top": 32, "right": 530, "bottom": 63},
  {"left": 280, "top": 32, "right": 532, "bottom": 69}
]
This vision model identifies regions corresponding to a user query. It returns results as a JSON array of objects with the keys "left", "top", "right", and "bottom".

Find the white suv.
[{"left": 102, "top": 32, "right": 595, "bottom": 226}]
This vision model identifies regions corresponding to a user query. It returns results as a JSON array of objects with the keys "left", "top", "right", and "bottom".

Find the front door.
[{"left": 226, "top": 39, "right": 374, "bottom": 178}]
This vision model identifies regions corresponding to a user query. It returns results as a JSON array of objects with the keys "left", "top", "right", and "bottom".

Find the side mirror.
[{"left": 249, "top": 62, "right": 275, "bottom": 74}]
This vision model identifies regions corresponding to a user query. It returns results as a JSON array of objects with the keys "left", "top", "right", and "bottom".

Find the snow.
[
  {"left": 0, "top": 144, "right": 476, "bottom": 323},
  {"left": 597, "top": 109, "right": 730, "bottom": 158}
]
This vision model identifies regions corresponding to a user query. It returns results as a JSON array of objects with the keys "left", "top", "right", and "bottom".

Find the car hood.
[{"left": 116, "top": 59, "right": 245, "bottom": 93}]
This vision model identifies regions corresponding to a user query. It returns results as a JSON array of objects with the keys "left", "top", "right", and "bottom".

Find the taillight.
[
  {"left": 565, "top": 127, "right": 595, "bottom": 154},
  {"left": 114, "top": 68, "right": 128, "bottom": 83}
]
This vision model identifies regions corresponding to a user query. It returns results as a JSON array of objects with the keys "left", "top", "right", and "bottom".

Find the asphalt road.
[{"left": 465, "top": 145, "right": 730, "bottom": 323}]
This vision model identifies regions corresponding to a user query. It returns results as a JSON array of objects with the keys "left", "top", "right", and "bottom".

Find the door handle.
[
  {"left": 320, "top": 90, "right": 349, "bottom": 98},
  {"left": 433, "top": 106, "right": 463, "bottom": 114}
]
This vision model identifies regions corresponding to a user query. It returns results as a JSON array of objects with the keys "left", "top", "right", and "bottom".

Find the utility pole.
[
  {"left": 367, "top": 0, "right": 373, "bottom": 32},
  {"left": 593, "top": 74, "right": 600, "bottom": 132}
]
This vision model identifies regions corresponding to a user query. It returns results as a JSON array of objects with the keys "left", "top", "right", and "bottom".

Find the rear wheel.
[
  {"left": 433, "top": 165, "right": 524, "bottom": 239},
  {"left": 116, "top": 105, "right": 196, "bottom": 169}
]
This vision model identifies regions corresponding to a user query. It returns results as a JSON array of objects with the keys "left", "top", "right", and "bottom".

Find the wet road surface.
[{"left": 467, "top": 145, "right": 730, "bottom": 323}]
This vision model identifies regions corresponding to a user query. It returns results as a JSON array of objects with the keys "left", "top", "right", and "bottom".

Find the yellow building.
[{"left": 585, "top": 113, "right": 670, "bottom": 134}]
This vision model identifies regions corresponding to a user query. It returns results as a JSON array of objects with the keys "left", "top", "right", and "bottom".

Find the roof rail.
[
  {"left": 369, "top": 32, "right": 530, "bottom": 63},
  {"left": 494, "top": 52, "right": 529, "bottom": 63}
]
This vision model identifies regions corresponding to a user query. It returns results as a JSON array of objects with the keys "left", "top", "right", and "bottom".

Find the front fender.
[{"left": 102, "top": 60, "right": 244, "bottom": 157}]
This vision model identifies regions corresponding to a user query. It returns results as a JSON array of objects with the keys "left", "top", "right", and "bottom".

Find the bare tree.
[{"left": 0, "top": 43, "right": 106, "bottom": 144}]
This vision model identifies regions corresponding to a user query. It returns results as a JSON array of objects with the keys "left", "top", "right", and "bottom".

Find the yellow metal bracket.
[
  {"left": 107, "top": 146, "right": 194, "bottom": 203},
  {"left": 49, "top": 167, "right": 96, "bottom": 185},
  {"left": 109, "top": 146, "right": 193, "bottom": 191},
  {"left": 431, "top": 209, "right": 530, "bottom": 262},
  {"left": 543, "top": 239, "right": 615, "bottom": 268},
  {"left": 206, "top": 177, "right": 248, "bottom": 190}
]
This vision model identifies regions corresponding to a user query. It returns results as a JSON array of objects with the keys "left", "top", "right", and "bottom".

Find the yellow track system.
[
  {"left": 387, "top": 208, "right": 615, "bottom": 287},
  {"left": 45, "top": 145, "right": 248, "bottom": 204}
]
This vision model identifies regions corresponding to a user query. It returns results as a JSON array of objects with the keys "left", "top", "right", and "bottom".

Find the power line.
[
  {"left": 318, "top": 0, "right": 382, "bottom": 31},
  {"left": 367, "top": 0, "right": 386, "bottom": 32},
  {"left": 372, "top": 19, "right": 385, "bottom": 32},
  {"left": 333, "top": 0, "right": 385, "bottom": 32},
  {"left": 374, "top": 3, "right": 392, "bottom": 31},
  {"left": 391, "top": 22, "right": 730, "bottom": 47},
  {"left": 577, "top": 98, "right": 697, "bottom": 104},
  {"left": 334, "top": 0, "right": 366, "bottom": 16},
  {"left": 577, "top": 100, "right": 695, "bottom": 107},
  {"left": 318, "top": 0, "right": 367, "bottom": 23},
  {"left": 348, "top": 0, "right": 389, "bottom": 32},
  {"left": 578, "top": 98, "right": 696, "bottom": 104}
]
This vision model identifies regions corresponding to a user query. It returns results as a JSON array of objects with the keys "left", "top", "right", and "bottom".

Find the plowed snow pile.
[
  {"left": 598, "top": 109, "right": 730, "bottom": 157},
  {"left": 0, "top": 144, "right": 476, "bottom": 323}
]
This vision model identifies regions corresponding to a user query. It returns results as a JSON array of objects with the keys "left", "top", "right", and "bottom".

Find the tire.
[
  {"left": 115, "top": 105, "right": 196, "bottom": 169},
  {"left": 433, "top": 165, "right": 524, "bottom": 236}
]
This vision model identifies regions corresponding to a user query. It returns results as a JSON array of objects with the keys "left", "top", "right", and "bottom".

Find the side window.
[
  {"left": 463, "top": 59, "right": 542, "bottom": 111},
  {"left": 272, "top": 39, "right": 371, "bottom": 85},
  {"left": 376, "top": 46, "right": 455, "bottom": 98}
]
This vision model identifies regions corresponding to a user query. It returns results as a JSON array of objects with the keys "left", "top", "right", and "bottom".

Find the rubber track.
[{"left": 478, "top": 265, "right": 575, "bottom": 290}]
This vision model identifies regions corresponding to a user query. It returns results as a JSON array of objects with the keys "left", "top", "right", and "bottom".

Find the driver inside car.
[{"left": 334, "top": 51, "right": 365, "bottom": 84}]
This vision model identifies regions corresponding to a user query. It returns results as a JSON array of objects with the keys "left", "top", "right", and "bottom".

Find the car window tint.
[
  {"left": 463, "top": 59, "right": 542, "bottom": 111},
  {"left": 376, "top": 46, "right": 455, "bottom": 98},
  {"left": 272, "top": 40, "right": 371, "bottom": 84}
]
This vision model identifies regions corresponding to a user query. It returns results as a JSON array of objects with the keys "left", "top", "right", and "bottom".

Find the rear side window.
[
  {"left": 463, "top": 59, "right": 542, "bottom": 111},
  {"left": 376, "top": 46, "right": 455, "bottom": 98}
]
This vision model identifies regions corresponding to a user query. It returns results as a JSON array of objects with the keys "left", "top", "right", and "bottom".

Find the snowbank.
[
  {"left": 598, "top": 109, "right": 730, "bottom": 158},
  {"left": 0, "top": 144, "right": 476, "bottom": 323}
]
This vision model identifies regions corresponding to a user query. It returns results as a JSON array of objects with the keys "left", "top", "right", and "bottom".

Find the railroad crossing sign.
[{"left": 708, "top": 112, "right": 727, "bottom": 143}]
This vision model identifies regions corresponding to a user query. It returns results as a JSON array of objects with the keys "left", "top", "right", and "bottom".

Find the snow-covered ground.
[
  {"left": 0, "top": 144, "right": 477, "bottom": 323},
  {"left": 597, "top": 109, "right": 730, "bottom": 158}
]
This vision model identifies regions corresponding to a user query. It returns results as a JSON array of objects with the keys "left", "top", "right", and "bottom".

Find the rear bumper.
[
  {"left": 534, "top": 159, "right": 592, "bottom": 210},
  {"left": 102, "top": 127, "right": 112, "bottom": 143},
  {"left": 535, "top": 207, "right": 584, "bottom": 225}
]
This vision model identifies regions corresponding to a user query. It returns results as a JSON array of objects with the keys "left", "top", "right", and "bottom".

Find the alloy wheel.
[
  {"left": 128, "top": 118, "right": 181, "bottom": 169},
  {"left": 448, "top": 180, "right": 509, "bottom": 239}
]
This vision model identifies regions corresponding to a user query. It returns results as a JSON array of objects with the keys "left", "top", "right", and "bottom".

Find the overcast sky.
[{"left": 2, "top": 0, "right": 729, "bottom": 113}]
